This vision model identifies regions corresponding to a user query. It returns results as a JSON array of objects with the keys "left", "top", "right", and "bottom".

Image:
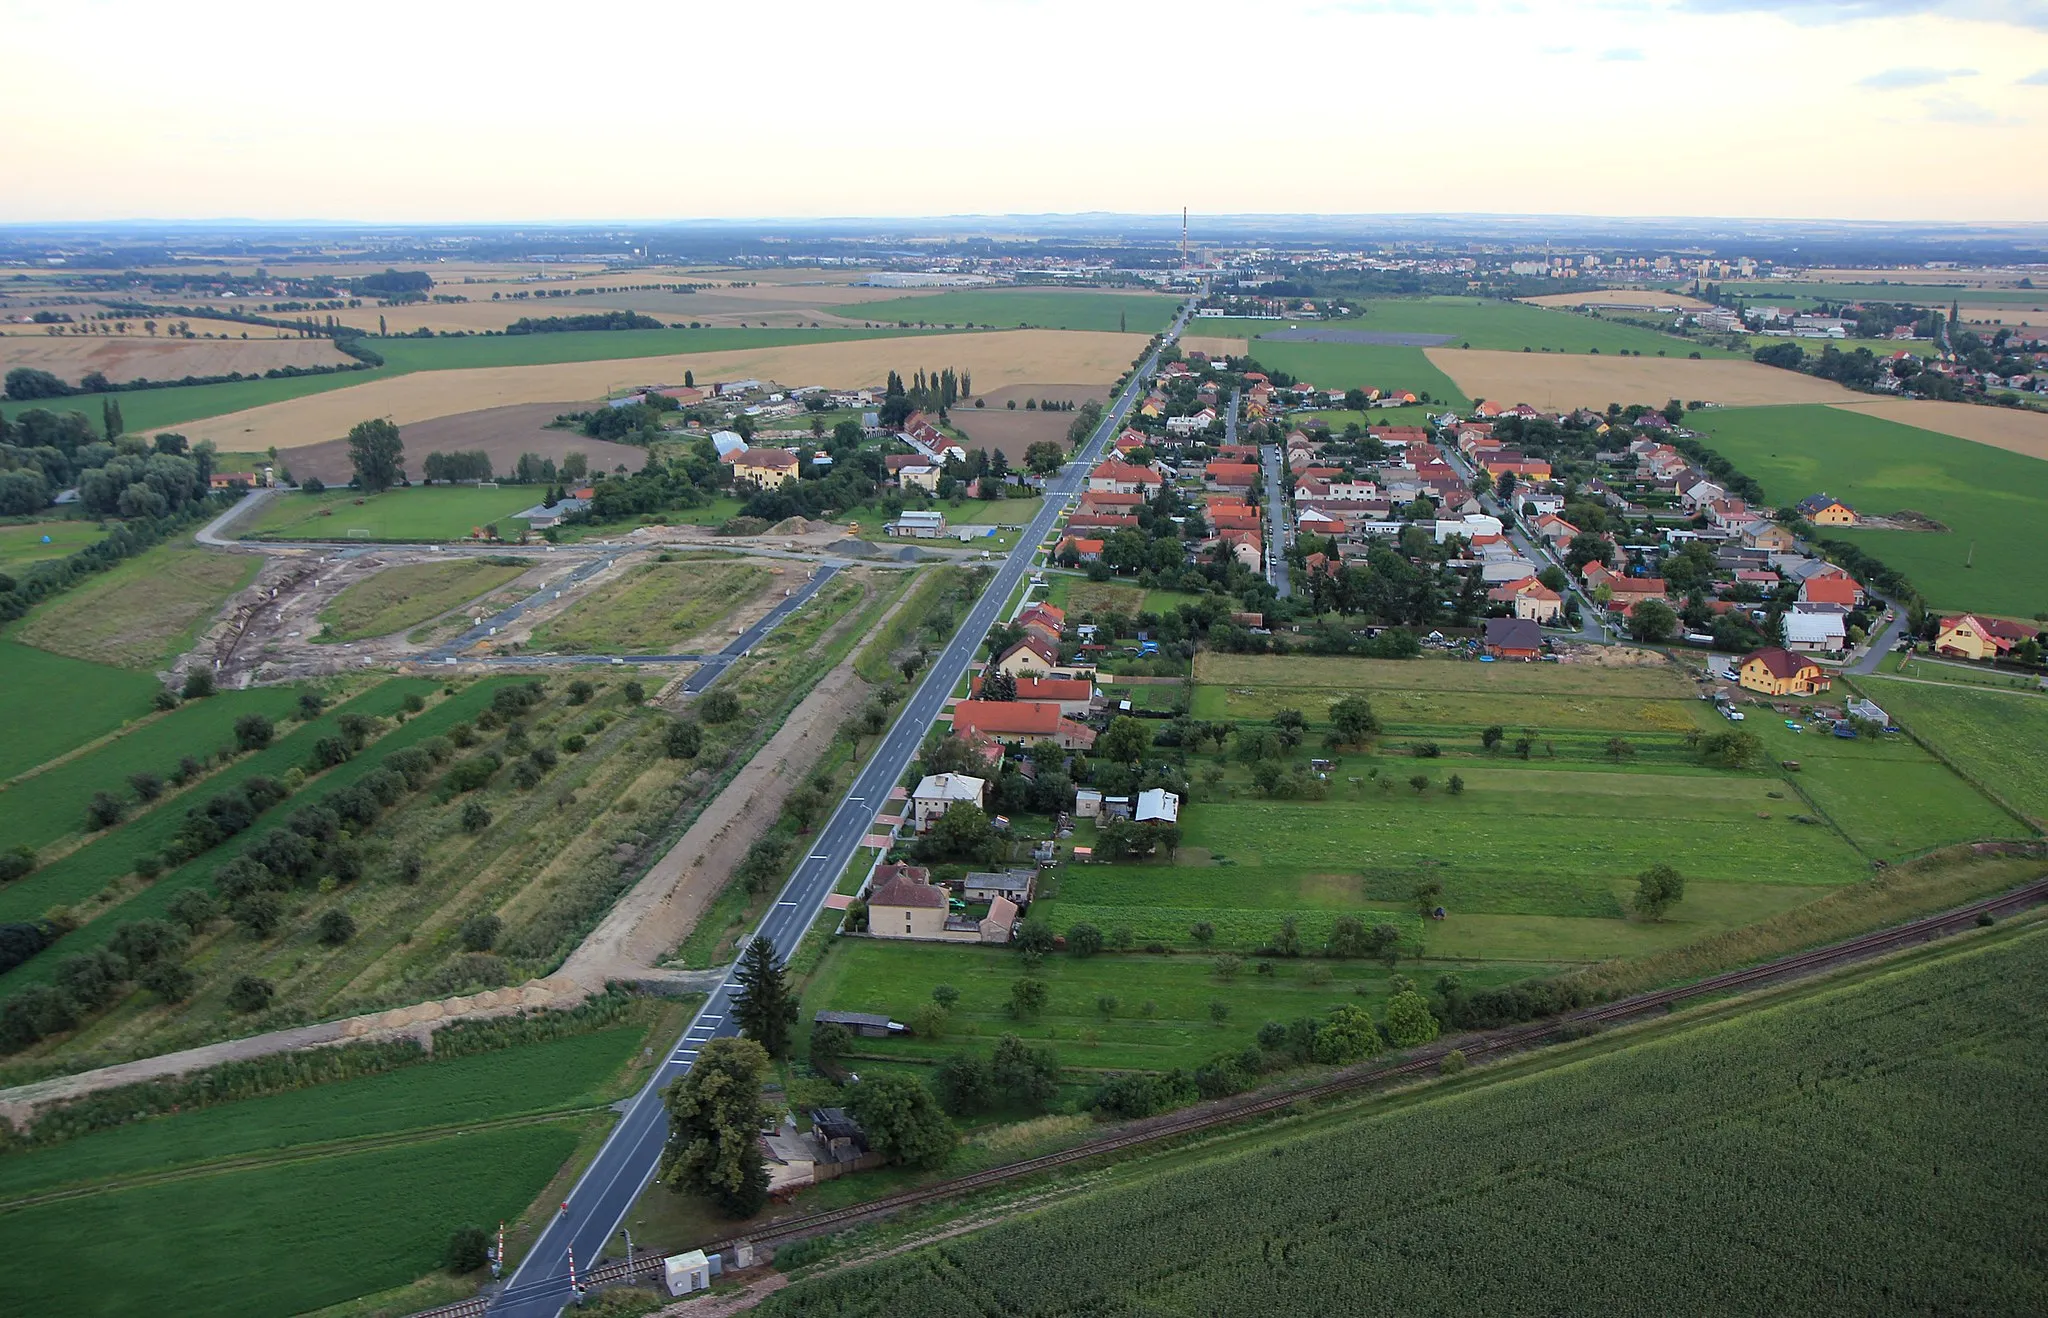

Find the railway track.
[{"left": 412, "top": 875, "right": 2048, "bottom": 1318}]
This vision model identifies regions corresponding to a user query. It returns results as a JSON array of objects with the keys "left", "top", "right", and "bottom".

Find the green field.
[
  {"left": 1858, "top": 677, "right": 2048, "bottom": 828},
  {"left": 12, "top": 540, "right": 260, "bottom": 669},
  {"left": 319, "top": 558, "right": 528, "bottom": 640},
  {"left": 0, "top": 641, "right": 161, "bottom": 782},
  {"left": 1233, "top": 340, "right": 1470, "bottom": 408},
  {"left": 529, "top": 558, "right": 771, "bottom": 653},
  {"left": 0, "top": 326, "right": 947, "bottom": 435},
  {"left": 0, "top": 1021, "right": 657, "bottom": 1318},
  {"left": 0, "top": 683, "right": 306, "bottom": 853},
  {"left": 802, "top": 939, "right": 1538, "bottom": 1075},
  {"left": 1693, "top": 404, "right": 2048, "bottom": 616},
  {"left": 1700, "top": 280, "right": 2048, "bottom": 308},
  {"left": 845, "top": 290, "right": 1179, "bottom": 333},
  {"left": 238, "top": 486, "right": 548, "bottom": 542},
  {"left": 0, "top": 520, "right": 107, "bottom": 571},
  {"left": 1349, "top": 296, "right": 1737, "bottom": 357},
  {"left": 763, "top": 923, "right": 2048, "bottom": 1318}
]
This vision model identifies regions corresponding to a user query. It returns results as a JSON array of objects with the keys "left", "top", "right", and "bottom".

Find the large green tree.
[
  {"left": 1097, "top": 716, "right": 1152, "bottom": 765},
  {"left": 1382, "top": 989, "right": 1441, "bottom": 1048},
  {"left": 659, "top": 1037, "right": 771, "bottom": 1217},
  {"left": 732, "top": 935, "right": 798, "bottom": 1058},
  {"left": 1633, "top": 863, "right": 1686, "bottom": 921},
  {"left": 346, "top": 418, "right": 405, "bottom": 492},
  {"left": 844, "top": 1074, "right": 955, "bottom": 1167}
]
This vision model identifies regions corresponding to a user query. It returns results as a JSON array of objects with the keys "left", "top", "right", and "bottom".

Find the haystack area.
[
  {"left": 278, "top": 403, "right": 649, "bottom": 484},
  {"left": 1830, "top": 398, "right": 2048, "bottom": 462},
  {"left": 0, "top": 335, "right": 351, "bottom": 380},
  {"left": 183, "top": 329, "right": 1145, "bottom": 450},
  {"left": 1425, "top": 348, "right": 1858, "bottom": 410}
]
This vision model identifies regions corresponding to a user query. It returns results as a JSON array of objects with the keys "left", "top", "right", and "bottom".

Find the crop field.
[
  {"left": 13, "top": 541, "right": 260, "bottom": 669},
  {"left": 1233, "top": 339, "right": 1470, "bottom": 407},
  {"left": 0, "top": 683, "right": 306, "bottom": 853},
  {"left": 1858, "top": 678, "right": 2048, "bottom": 828},
  {"left": 173, "top": 330, "right": 1141, "bottom": 453},
  {"left": 318, "top": 558, "right": 529, "bottom": 640},
  {"left": 1337, "top": 296, "right": 1736, "bottom": 357},
  {"left": 529, "top": 557, "right": 774, "bottom": 653},
  {"left": 0, "top": 520, "right": 106, "bottom": 571},
  {"left": 801, "top": 938, "right": 1539, "bottom": 1075},
  {"left": 0, "top": 641, "right": 161, "bottom": 781},
  {"left": 1693, "top": 403, "right": 2048, "bottom": 616},
  {"left": 238, "top": 486, "right": 546, "bottom": 542},
  {"left": 1522, "top": 289, "right": 1713, "bottom": 310},
  {"left": 762, "top": 924, "right": 2048, "bottom": 1318},
  {"left": 840, "top": 290, "right": 1181, "bottom": 333},
  {"left": 1423, "top": 349, "right": 1856, "bottom": 412},
  {"left": 0, "top": 333, "right": 352, "bottom": 384},
  {"left": 1703, "top": 279, "right": 2048, "bottom": 307}
]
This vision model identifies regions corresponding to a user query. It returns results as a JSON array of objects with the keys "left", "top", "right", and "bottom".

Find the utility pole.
[{"left": 621, "top": 1228, "right": 636, "bottom": 1280}]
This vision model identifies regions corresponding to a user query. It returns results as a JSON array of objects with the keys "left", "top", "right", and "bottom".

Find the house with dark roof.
[{"left": 1483, "top": 617, "right": 1544, "bottom": 660}]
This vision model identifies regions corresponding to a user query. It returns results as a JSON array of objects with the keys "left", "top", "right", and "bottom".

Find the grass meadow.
[
  {"left": 239, "top": 485, "right": 550, "bottom": 542},
  {"left": 528, "top": 557, "right": 772, "bottom": 653},
  {"left": 0, "top": 683, "right": 307, "bottom": 853},
  {"left": 318, "top": 558, "right": 528, "bottom": 641},
  {"left": 0, "top": 520, "right": 107, "bottom": 571},
  {"left": 1693, "top": 403, "right": 2048, "bottom": 616},
  {"left": 1857, "top": 677, "right": 2048, "bottom": 828},
  {"left": 13, "top": 540, "right": 260, "bottom": 669},
  {"left": 843, "top": 289, "right": 1179, "bottom": 333},
  {"left": 1704, "top": 280, "right": 2048, "bottom": 307},
  {"left": 1236, "top": 339, "right": 1471, "bottom": 407},
  {"left": 1346, "top": 296, "right": 1738, "bottom": 357},
  {"left": 0, "top": 641, "right": 162, "bottom": 781}
]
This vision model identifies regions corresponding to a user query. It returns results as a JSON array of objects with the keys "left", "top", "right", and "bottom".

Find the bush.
[
  {"left": 226, "top": 974, "right": 276, "bottom": 1013},
  {"left": 86, "top": 791, "right": 125, "bottom": 830},
  {"left": 460, "top": 800, "right": 492, "bottom": 833},
  {"left": 140, "top": 960, "right": 197, "bottom": 1003},
  {"left": 232, "top": 892, "right": 285, "bottom": 938},
  {"left": 563, "top": 734, "right": 587, "bottom": 753},
  {"left": 459, "top": 913, "right": 502, "bottom": 952},
  {"left": 698, "top": 689, "right": 741, "bottom": 724},
  {"left": 0, "top": 846, "right": 37, "bottom": 883},
  {"left": 134, "top": 854, "right": 163, "bottom": 880},
  {"left": 129, "top": 771, "right": 165, "bottom": 802},
  {"left": 664, "top": 719, "right": 702, "bottom": 760},
  {"left": 443, "top": 1224, "right": 491, "bottom": 1274},
  {"left": 234, "top": 713, "right": 275, "bottom": 751},
  {"left": 315, "top": 908, "right": 357, "bottom": 945},
  {"left": 1066, "top": 922, "right": 1104, "bottom": 957},
  {"left": 181, "top": 669, "right": 215, "bottom": 699},
  {"left": 567, "top": 680, "right": 595, "bottom": 705}
]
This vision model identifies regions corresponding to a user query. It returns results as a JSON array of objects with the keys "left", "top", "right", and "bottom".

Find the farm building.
[
  {"left": 963, "top": 868, "right": 1037, "bottom": 903},
  {"left": 1739, "top": 647, "right": 1833, "bottom": 696}
]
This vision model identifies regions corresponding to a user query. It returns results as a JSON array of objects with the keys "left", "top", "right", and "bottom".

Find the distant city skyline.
[{"left": 7, "top": 0, "right": 2047, "bottom": 223}]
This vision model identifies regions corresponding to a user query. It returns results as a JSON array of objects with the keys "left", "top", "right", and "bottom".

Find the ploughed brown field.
[
  {"left": 1180, "top": 334, "right": 1249, "bottom": 358},
  {"left": 183, "top": 329, "right": 1145, "bottom": 451},
  {"left": 276, "top": 403, "right": 651, "bottom": 484},
  {"left": 951, "top": 384, "right": 1107, "bottom": 462},
  {"left": 0, "top": 334, "right": 351, "bottom": 380},
  {"left": 1425, "top": 348, "right": 1859, "bottom": 410}
]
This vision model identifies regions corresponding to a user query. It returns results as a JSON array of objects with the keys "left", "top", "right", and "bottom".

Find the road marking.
[{"left": 776, "top": 900, "right": 798, "bottom": 907}]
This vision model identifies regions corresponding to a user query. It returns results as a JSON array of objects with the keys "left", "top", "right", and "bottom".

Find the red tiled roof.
[
  {"left": 951, "top": 700, "right": 1063, "bottom": 737},
  {"left": 1744, "top": 646, "right": 1813, "bottom": 680}
]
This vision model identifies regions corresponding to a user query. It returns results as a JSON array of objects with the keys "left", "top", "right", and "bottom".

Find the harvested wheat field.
[
  {"left": 1521, "top": 289, "right": 1711, "bottom": 310},
  {"left": 1426, "top": 348, "right": 1858, "bottom": 411},
  {"left": 1181, "top": 335, "right": 1249, "bottom": 358},
  {"left": 0, "top": 335, "right": 351, "bottom": 382},
  {"left": 953, "top": 384, "right": 1107, "bottom": 462},
  {"left": 279, "top": 403, "right": 650, "bottom": 484},
  {"left": 1829, "top": 398, "right": 2048, "bottom": 462},
  {"left": 184, "top": 330, "right": 1145, "bottom": 450}
]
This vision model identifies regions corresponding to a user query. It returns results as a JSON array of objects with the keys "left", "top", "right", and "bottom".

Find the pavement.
[{"left": 486, "top": 302, "right": 1196, "bottom": 1317}]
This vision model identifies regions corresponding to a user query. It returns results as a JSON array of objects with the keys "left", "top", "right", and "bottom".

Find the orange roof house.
[
  {"left": 1799, "top": 576, "right": 1862, "bottom": 608},
  {"left": 950, "top": 700, "right": 1097, "bottom": 749}
]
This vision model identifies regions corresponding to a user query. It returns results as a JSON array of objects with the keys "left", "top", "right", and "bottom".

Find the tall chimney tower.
[{"left": 1181, "top": 208, "right": 1189, "bottom": 268}]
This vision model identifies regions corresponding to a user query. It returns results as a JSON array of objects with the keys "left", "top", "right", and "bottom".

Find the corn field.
[{"left": 763, "top": 926, "right": 2048, "bottom": 1317}]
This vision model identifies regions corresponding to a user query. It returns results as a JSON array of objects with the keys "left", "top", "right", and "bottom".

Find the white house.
[
  {"left": 1785, "top": 603, "right": 1848, "bottom": 652},
  {"left": 1134, "top": 788, "right": 1180, "bottom": 824},
  {"left": 912, "top": 773, "right": 986, "bottom": 831},
  {"left": 1435, "top": 513, "right": 1503, "bottom": 543},
  {"left": 887, "top": 510, "right": 947, "bottom": 538}
]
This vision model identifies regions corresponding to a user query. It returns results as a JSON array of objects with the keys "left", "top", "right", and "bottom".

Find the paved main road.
[
  {"left": 1250, "top": 391, "right": 1291, "bottom": 598},
  {"left": 489, "top": 304, "right": 1194, "bottom": 1317}
]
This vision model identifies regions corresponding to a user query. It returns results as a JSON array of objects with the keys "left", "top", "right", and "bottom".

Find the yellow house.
[
  {"left": 1795, "top": 494, "right": 1857, "bottom": 526},
  {"left": 1935, "top": 613, "right": 2031, "bottom": 661},
  {"left": 1738, "top": 647, "right": 1833, "bottom": 696},
  {"left": 731, "top": 447, "right": 799, "bottom": 489}
]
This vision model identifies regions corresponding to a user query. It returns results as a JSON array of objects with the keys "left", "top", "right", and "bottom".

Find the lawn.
[
  {"left": 1858, "top": 676, "right": 2048, "bottom": 828},
  {"left": 0, "top": 683, "right": 307, "bottom": 853},
  {"left": 844, "top": 290, "right": 1178, "bottom": 334},
  {"left": 0, "top": 640, "right": 161, "bottom": 781},
  {"left": 801, "top": 937, "right": 1541, "bottom": 1075},
  {"left": 318, "top": 558, "right": 528, "bottom": 641},
  {"left": 0, "top": 1122, "right": 579, "bottom": 1318},
  {"left": 1693, "top": 403, "right": 2048, "bottom": 616},
  {"left": 530, "top": 558, "right": 772, "bottom": 654},
  {"left": 0, "top": 520, "right": 107, "bottom": 571},
  {"left": 761, "top": 924, "right": 2048, "bottom": 1318},
  {"left": 13, "top": 540, "right": 260, "bottom": 669},
  {"left": 239, "top": 486, "right": 553, "bottom": 542}
]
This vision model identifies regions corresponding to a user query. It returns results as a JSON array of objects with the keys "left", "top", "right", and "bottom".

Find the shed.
[
  {"left": 813, "top": 1010, "right": 896, "bottom": 1039},
  {"left": 665, "top": 1250, "right": 713, "bottom": 1297}
]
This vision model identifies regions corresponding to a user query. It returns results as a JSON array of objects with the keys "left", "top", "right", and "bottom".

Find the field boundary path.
[{"left": 484, "top": 303, "right": 1196, "bottom": 1318}]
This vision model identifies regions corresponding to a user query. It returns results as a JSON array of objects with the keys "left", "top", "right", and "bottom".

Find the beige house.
[
  {"left": 731, "top": 447, "right": 799, "bottom": 489},
  {"left": 911, "top": 773, "right": 986, "bottom": 832},
  {"left": 866, "top": 862, "right": 1017, "bottom": 944}
]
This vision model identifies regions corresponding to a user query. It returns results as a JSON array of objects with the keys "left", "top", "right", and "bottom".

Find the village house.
[
  {"left": 1799, "top": 576, "right": 1863, "bottom": 608},
  {"left": 730, "top": 447, "right": 799, "bottom": 489},
  {"left": 1489, "top": 575, "right": 1564, "bottom": 623},
  {"left": 1204, "top": 461, "right": 1259, "bottom": 492},
  {"left": 1785, "top": 603, "right": 1849, "bottom": 653},
  {"left": 950, "top": 699, "right": 1097, "bottom": 750},
  {"left": 1057, "top": 535, "right": 1105, "bottom": 563},
  {"left": 1796, "top": 494, "right": 1858, "bottom": 526},
  {"left": 1017, "top": 602, "right": 1065, "bottom": 643},
  {"left": 1739, "top": 647, "right": 1834, "bottom": 696},
  {"left": 970, "top": 674, "right": 1093, "bottom": 717},
  {"left": 910, "top": 773, "right": 986, "bottom": 832},
  {"left": 1483, "top": 616, "right": 1544, "bottom": 660},
  {"left": 1087, "top": 460, "right": 1164, "bottom": 496},
  {"left": 1934, "top": 613, "right": 2035, "bottom": 661},
  {"left": 865, "top": 863, "right": 1017, "bottom": 944},
  {"left": 899, "top": 464, "right": 942, "bottom": 493},
  {"left": 886, "top": 510, "right": 946, "bottom": 538}
]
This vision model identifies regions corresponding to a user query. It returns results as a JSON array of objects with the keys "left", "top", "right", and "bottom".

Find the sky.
[{"left": 6, "top": 0, "right": 2048, "bottom": 224}]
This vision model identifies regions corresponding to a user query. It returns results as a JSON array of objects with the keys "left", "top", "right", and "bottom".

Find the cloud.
[
  {"left": 1676, "top": 0, "right": 2048, "bottom": 30},
  {"left": 2022, "top": 68, "right": 2048, "bottom": 83},
  {"left": 1599, "top": 45, "right": 1645, "bottom": 59},
  {"left": 1919, "top": 93, "right": 2016, "bottom": 123},
  {"left": 1858, "top": 66, "right": 1977, "bottom": 89}
]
